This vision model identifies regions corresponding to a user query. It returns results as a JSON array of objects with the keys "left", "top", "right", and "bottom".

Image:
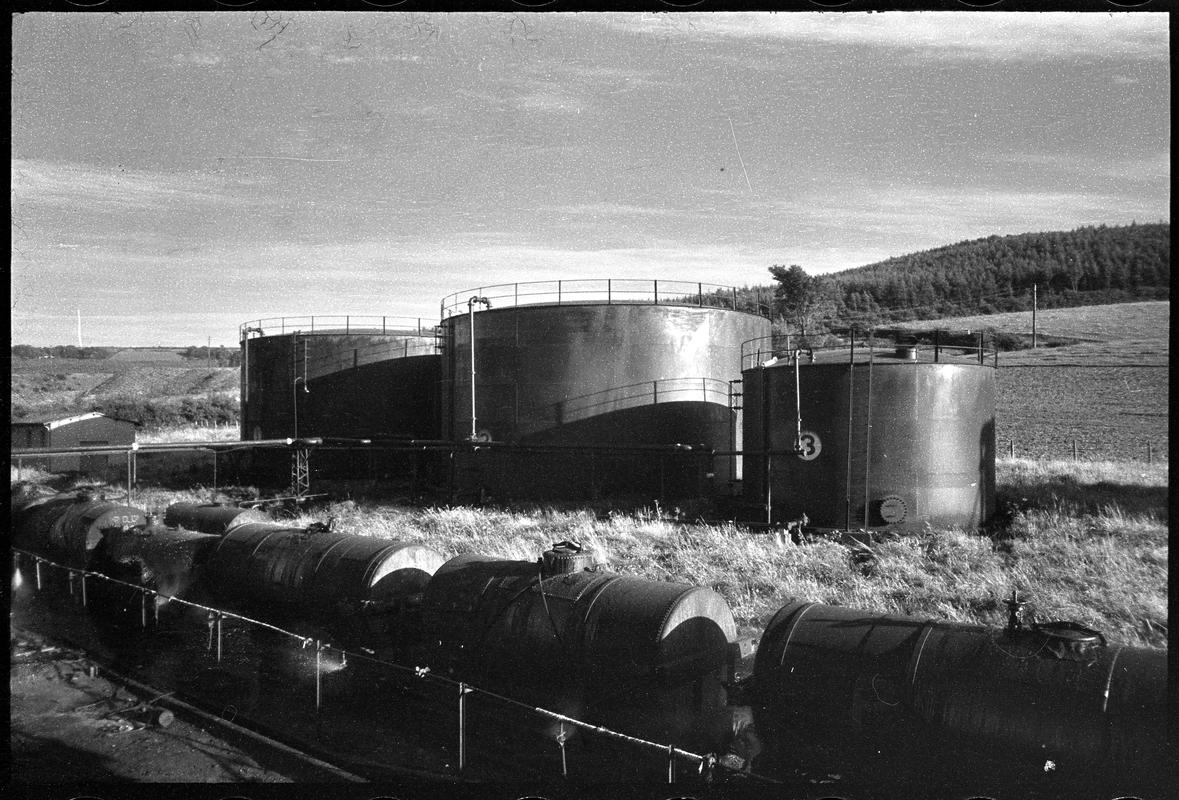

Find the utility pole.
[
  {"left": 207, "top": 336, "right": 212, "bottom": 368},
  {"left": 76, "top": 309, "right": 82, "bottom": 347},
  {"left": 1032, "top": 284, "right": 1038, "bottom": 349}
]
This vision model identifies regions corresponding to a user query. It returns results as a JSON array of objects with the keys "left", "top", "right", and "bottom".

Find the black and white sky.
[{"left": 10, "top": 11, "right": 1170, "bottom": 346}]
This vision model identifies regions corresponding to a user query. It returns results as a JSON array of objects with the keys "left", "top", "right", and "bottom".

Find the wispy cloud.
[
  {"left": 11, "top": 159, "right": 256, "bottom": 214},
  {"left": 975, "top": 151, "right": 1171, "bottom": 184},
  {"left": 601, "top": 12, "right": 1169, "bottom": 62}
]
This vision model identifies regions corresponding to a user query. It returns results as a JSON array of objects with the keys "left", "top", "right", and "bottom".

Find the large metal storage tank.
[
  {"left": 742, "top": 340, "right": 995, "bottom": 530},
  {"left": 239, "top": 316, "right": 441, "bottom": 441},
  {"left": 438, "top": 281, "right": 770, "bottom": 491}
]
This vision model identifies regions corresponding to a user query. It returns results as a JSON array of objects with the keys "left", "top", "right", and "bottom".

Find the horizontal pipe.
[{"left": 12, "top": 437, "right": 323, "bottom": 457}]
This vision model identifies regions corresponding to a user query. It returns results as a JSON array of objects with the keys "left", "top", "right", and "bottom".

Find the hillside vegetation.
[
  {"left": 829, "top": 222, "right": 1168, "bottom": 319},
  {"left": 10, "top": 356, "right": 238, "bottom": 428}
]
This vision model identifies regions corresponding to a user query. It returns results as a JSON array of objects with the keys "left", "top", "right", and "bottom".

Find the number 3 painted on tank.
[{"left": 796, "top": 431, "right": 821, "bottom": 461}]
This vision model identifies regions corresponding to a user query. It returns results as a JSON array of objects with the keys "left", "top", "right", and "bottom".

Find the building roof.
[{"left": 12, "top": 412, "right": 134, "bottom": 430}]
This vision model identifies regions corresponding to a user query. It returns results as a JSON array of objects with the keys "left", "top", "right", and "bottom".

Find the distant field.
[
  {"left": 895, "top": 300, "right": 1169, "bottom": 344},
  {"left": 997, "top": 366, "right": 1167, "bottom": 461}
]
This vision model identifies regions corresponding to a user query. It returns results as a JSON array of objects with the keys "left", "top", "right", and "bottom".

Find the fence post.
[
  {"left": 667, "top": 745, "right": 676, "bottom": 784},
  {"left": 458, "top": 683, "right": 471, "bottom": 773},
  {"left": 80, "top": 572, "right": 87, "bottom": 607},
  {"left": 216, "top": 613, "right": 223, "bottom": 663},
  {"left": 35, "top": 558, "right": 42, "bottom": 591},
  {"left": 315, "top": 641, "right": 322, "bottom": 712},
  {"left": 1072, "top": 439, "right": 1078, "bottom": 461},
  {"left": 17, "top": 456, "right": 22, "bottom": 481},
  {"left": 698, "top": 282, "right": 703, "bottom": 306},
  {"left": 141, "top": 589, "right": 148, "bottom": 629},
  {"left": 1147, "top": 443, "right": 1153, "bottom": 464},
  {"left": 1009, "top": 440, "right": 1015, "bottom": 459}
]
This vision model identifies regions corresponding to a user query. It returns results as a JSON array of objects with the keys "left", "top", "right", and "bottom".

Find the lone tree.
[{"left": 768, "top": 264, "right": 838, "bottom": 340}]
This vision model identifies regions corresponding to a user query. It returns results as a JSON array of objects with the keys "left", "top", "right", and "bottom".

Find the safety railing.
[
  {"left": 239, "top": 316, "right": 440, "bottom": 340},
  {"left": 740, "top": 333, "right": 999, "bottom": 372},
  {"left": 12, "top": 548, "right": 772, "bottom": 784},
  {"left": 521, "top": 377, "right": 734, "bottom": 428},
  {"left": 440, "top": 280, "right": 773, "bottom": 319}
]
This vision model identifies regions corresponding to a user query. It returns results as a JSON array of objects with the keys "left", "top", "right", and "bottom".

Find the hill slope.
[{"left": 827, "top": 222, "right": 1169, "bottom": 320}]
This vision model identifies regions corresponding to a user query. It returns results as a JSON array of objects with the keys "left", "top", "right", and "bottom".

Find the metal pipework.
[{"left": 467, "top": 295, "right": 491, "bottom": 441}]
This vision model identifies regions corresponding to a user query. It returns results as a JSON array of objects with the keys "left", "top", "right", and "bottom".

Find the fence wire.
[{"left": 10, "top": 547, "right": 776, "bottom": 785}]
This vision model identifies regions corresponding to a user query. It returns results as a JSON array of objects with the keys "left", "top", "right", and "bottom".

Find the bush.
[{"left": 88, "top": 393, "right": 239, "bottom": 429}]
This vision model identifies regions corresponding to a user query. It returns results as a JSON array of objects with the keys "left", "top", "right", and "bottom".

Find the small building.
[{"left": 11, "top": 412, "right": 137, "bottom": 473}]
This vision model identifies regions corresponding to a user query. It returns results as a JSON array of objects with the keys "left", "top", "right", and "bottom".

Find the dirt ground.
[{"left": 10, "top": 627, "right": 316, "bottom": 784}]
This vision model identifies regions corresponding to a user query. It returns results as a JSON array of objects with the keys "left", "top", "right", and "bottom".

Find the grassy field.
[
  {"left": 16, "top": 456, "right": 1167, "bottom": 652},
  {"left": 894, "top": 300, "right": 1169, "bottom": 346}
]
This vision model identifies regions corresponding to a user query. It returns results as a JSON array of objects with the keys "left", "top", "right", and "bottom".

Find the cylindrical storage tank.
[
  {"left": 11, "top": 491, "right": 147, "bottom": 569},
  {"left": 742, "top": 345, "right": 995, "bottom": 530},
  {"left": 205, "top": 522, "right": 445, "bottom": 609},
  {"left": 240, "top": 317, "right": 441, "bottom": 442},
  {"left": 163, "top": 503, "right": 269, "bottom": 535},
  {"left": 751, "top": 600, "right": 1170, "bottom": 797},
  {"left": 418, "top": 552, "right": 738, "bottom": 751},
  {"left": 439, "top": 281, "right": 770, "bottom": 492}
]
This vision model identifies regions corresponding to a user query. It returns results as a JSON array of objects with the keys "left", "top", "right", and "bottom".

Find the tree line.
[{"left": 767, "top": 222, "right": 1169, "bottom": 336}]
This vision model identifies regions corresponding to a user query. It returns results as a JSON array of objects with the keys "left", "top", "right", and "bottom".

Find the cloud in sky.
[
  {"left": 605, "top": 12, "right": 1169, "bottom": 62},
  {"left": 9, "top": 12, "right": 1170, "bottom": 346}
]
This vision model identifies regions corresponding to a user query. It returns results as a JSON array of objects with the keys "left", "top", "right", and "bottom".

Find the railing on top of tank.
[
  {"left": 239, "top": 316, "right": 440, "bottom": 340},
  {"left": 740, "top": 331, "right": 999, "bottom": 372},
  {"left": 518, "top": 377, "right": 734, "bottom": 429},
  {"left": 440, "top": 280, "right": 774, "bottom": 319}
]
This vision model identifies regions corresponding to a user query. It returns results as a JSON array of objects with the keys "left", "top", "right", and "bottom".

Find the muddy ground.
[{"left": 10, "top": 626, "right": 334, "bottom": 784}]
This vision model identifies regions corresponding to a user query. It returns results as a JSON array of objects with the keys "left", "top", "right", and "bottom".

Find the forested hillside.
[{"left": 828, "top": 222, "right": 1169, "bottom": 320}]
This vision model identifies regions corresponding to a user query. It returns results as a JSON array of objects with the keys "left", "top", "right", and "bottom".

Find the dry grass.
[
  {"left": 137, "top": 425, "right": 240, "bottom": 443},
  {"left": 12, "top": 458, "right": 1166, "bottom": 650}
]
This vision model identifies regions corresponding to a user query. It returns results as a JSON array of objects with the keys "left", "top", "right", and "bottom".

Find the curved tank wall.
[
  {"left": 742, "top": 347, "right": 995, "bottom": 531},
  {"left": 751, "top": 600, "right": 1169, "bottom": 797},
  {"left": 240, "top": 319, "right": 441, "bottom": 441},
  {"left": 440, "top": 302, "right": 769, "bottom": 477}
]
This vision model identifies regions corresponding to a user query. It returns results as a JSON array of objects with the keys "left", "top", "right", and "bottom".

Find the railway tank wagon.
[
  {"left": 239, "top": 316, "right": 441, "bottom": 442},
  {"left": 439, "top": 280, "right": 770, "bottom": 498},
  {"left": 417, "top": 543, "right": 739, "bottom": 755},
  {"left": 742, "top": 339, "right": 996, "bottom": 531},
  {"left": 750, "top": 600, "right": 1170, "bottom": 798}
]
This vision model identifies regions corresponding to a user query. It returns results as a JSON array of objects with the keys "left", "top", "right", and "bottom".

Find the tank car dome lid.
[{"left": 440, "top": 278, "right": 773, "bottom": 319}]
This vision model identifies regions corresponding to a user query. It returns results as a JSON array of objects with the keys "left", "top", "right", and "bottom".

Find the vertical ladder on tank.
[{"left": 728, "top": 378, "right": 743, "bottom": 487}]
